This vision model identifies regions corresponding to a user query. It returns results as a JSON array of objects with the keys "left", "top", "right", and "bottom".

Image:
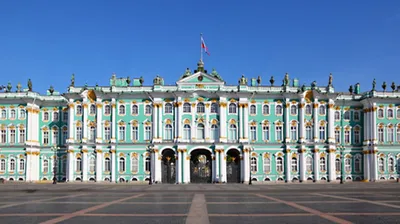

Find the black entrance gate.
[
  {"left": 226, "top": 150, "right": 241, "bottom": 183},
  {"left": 162, "top": 150, "right": 176, "bottom": 184},
  {"left": 190, "top": 153, "right": 212, "bottom": 183}
]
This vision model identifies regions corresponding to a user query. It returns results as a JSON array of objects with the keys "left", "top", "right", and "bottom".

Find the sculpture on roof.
[
  {"left": 382, "top": 81, "right": 387, "bottom": 92},
  {"left": 16, "top": 83, "right": 21, "bottom": 92},
  {"left": 153, "top": 75, "right": 162, "bottom": 85},
  {"left": 27, "top": 79, "right": 32, "bottom": 91},
  {"left": 269, "top": 76, "right": 275, "bottom": 86},
  {"left": 311, "top": 81, "right": 317, "bottom": 89},
  {"left": 139, "top": 76, "right": 144, "bottom": 86},
  {"left": 70, "top": 74, "right": 75, "bottom": 87},
  {"left": 372, "top": 78, "right": 376, "bottom": 91},
  {"left": 49, "top": 85, "right": 54, "bottom": 95},
  {"left": 111, "top": 73, "right": 116, "bottom": 86},
  {"left": 328, "top": 73, "right": 333, "bottom": 86},
  {"left": 257, "top": 76, "right": 262, "bottom": 86},
  {"left": 211, "top": 68, "right": 223, "bottom": 81},
  {"left": 239, "top": 75, "right": 247, "bottom": 85},
  {"left": 301, "top": 84, "right": 306, "bottom": 92},
  {"left": 355, "top": 83, "right": 360, "bottom": 94},
  {"left": 349, "top": 85, "right": 353, "bottom": 94},
  {"left": 391, "top": 82, "right": 396, "bottom": 92},
  {"left": 126, "top": 76, "right": 131, "bottom": 85},
  {"left": 6, "top": 82, "right": 12, "bottom": 92},
  {"left": 283, "top": 73, "right": 289, "bottom": 86}
]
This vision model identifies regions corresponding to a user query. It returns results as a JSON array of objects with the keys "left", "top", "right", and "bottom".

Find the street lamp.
[
  {"left": 51, "top": 145, "right": 60, "bottom": 184},
  {"left": 147, "top": 143, "right": 154, "bottom": 185}
]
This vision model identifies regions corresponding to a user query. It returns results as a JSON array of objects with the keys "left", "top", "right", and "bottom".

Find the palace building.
[{"left": 0, "top": 60, "right": 399, "bottom": 184}]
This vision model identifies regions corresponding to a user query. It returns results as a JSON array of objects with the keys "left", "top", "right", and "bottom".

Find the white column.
[
  {"left": 151, "top": 150, "right": 156, "bottom": 183},
  {"left": 159, "top": 103, "right": 163, "bottom": 141},
  {"left": 285, "top": 100, "right": 290, "bottom": 143},
  {"left": 178, "top": 149, "right": 183, "bottom": 183},
  {"left": 328, "top": 148, "right": 336, "bottom": 181},
  {"left": 313, "top": 100, "right": 319, "bottom": 142},
  {"left": 67, "top": 150, "right": 74, "bottom": 181},
  {"left": 96, "top": 100, "right": 102, "bottom": 143},
  {"left": 174, "top": 102, "right": 179, "bottom": 142},
  {"left": 176, "top": 149, "right": 181, "bottom": 183},
  {"left": 372, "top": 105, "right": 377, "bottom": 144},
  {"left": 220, "top": 150, "right": 227, "bottom": 183},
  {"left": 244, "top": 103, "right": 249, "bottom": 141},
  {"left": 33, "top": 152, "right": 40, "bottom": 181},
  {"left": 219, "top": 99, "right": 227, "bottom": 143},
  {"left": 285, "top": 149, "right": 291, "bottom": 182},
  {"left": 328, "top": 100, "right": 335, "bottom": 143},
  {"left": 111, "top": 148, "right": 116, "bottom": 182},
  {"left": 205, "top": 103, "right": 210, "bottom": 142},
  {"left": 243, "top": 148, "right": 249, "bottom": 182},
  {"left": 299, "top": 100, "right": 305, "bottom": 142},
  {"left": 183, "top": 149, "right": 189, "bottom": 183},
  {"left": 240, "top": 153, "right": 244, "bottom": 182},
  {"left": 26, "top": 152, "right": 32, "bottom": 181},
  {"left": 215, "top": 150, "right": 220, "bottom": 182},
  {"left": 82, "top": 149, "right": 88, "bottom": 181},
  {"left": 191, "top": 104, "right": 196, "bottom": 142},
  {"left": 212, "top": 154, "right": 216, "bottom": 182},
  {"left": 153, "top": 148, "right": 161, "bottom": 183},
  {"left": 300, "top": 148, "right": 306, "bottom": 182},
  {"left": 95, "top": 149, "right": 103, "bottom": 182},
  {"left": 178, "top": 102, "right": 183, "bottom": 142},
  {"left": 68, "top": 102, "right": 75, "bottom": 142},
  {"left": 111, "top": 99, "right": 116, "bottom": 143},
  {"left": 314, "top": 149, "right": 320, "bottom": 181},
  {"left": 372, "top": 149, "right": 378, "bottom": 181},
  {"left": 82, "top": 101, "right": 88, "bottom": 143},
  {"left": 363, "top": 149, "right": 369, "bottom": 181}
]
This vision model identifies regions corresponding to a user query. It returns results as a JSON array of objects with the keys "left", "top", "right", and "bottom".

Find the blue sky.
[{"left": 0, "top": 0, "right": 399, "bottom": 93}]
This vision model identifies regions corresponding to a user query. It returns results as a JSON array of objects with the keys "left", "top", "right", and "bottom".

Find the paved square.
[{"left": 0, "top": 182, "right": 399, "bottom": 223}]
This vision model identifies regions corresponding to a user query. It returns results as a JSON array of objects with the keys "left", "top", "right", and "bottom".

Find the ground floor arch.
[
  {"left": 226, "top": 148, "right": 241, "bottom": 183},
  {"left": 190, "top": 149, "right": 212, "bottom": 183},
  {"left": 161, "top": 149, "right": 176, "bottom": 184}
]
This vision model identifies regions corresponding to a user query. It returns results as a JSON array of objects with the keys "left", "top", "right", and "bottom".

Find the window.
[
  {"left": 290, "top": 105, "right": 297, "bottom": 115},
  {"left": 306, "top": 157, "right": 313, "bottom": 172},
  {"left": 378, "top": 158, "right": 384, "bottom": 172},
  {"left": 319, "top": 105, "right": 326, "bottom": 115},
  {"left": 9, "top": 158, "right": 15, "bottom": 172},
  {"left": 19, "top": 129, "right": 25, "bottom": 143},
  {"left": 62, "top": 129, "right": 67, "bottom": 144},
  {"left": 229, "top": 103, "right": 237, "bottom": 114},
  {"left": 354, "top": 111, "right": 360, "bottom": 121},
  {"left": 10, "top": 109, "right": 16, "bottom": 119},
  {"left": 119, "top": 126, "right": 126, "bottom": 141},
  {"left": 397, "top": 129, "right": 400, "bottom": 143},
  {"left": 335, "top": 159, "right": 341, "bottom": 172},
  {"left": 211, "top": 124, "right": 219, "bottom": 141},
  {"left": 104, "top": 158, "right": 111, "bottom": 172},
  {"left": 63, "top": 111, "right": 68, "bottom": 122},
  {"left": 10, "top": 129, "right": 15, "bottom": 144},
  {"left": 164, "top": 124, "right": 173, "bottom": 140},
  {"left": 104, "top": 126, "right": 111, "bottom": 141},
  {"left": 354, "top": 158, "right": 361, "bottom": 173},
  {"left": 320, "top": 157, "right": 326, "bottom": 171},
  {"left": 89, "top": 127, "right": 95, "bottom": 143},
  {"left": 104, "top": 105, "right": 111, "bottom": 115},
  {"left": 119, "top": 105, "right": 126, "bottom": 115},
  {"left": 197, "top": 124, "right": 205, "bottom": 140},
  {"left": 90, "top": 104, "right": 96, "bottom": 114},
  {"left": 305, "top": 105, "right": 312, "bottom": 115},
  {"left": 76, "top": 158, "right": 82, "bottom": 172},
  {"left": 250, "top": 126, "right": 257, "bottom": 141},
  {"left": 197, "top": 103, "right": 205, "bottom": 113},
  {"left": 354, "top": 128, "right": 360, "bottom": 144},
  {"left": 319, "top": 126, "right": 325, "bottom": 141},
  {"left": 1, "top": 110, "right": 6, "bottom": 119},
  {"left": 334, "top": 111, "right": 340, "bottom": 120},
  {"left": 145, "top": 157, "right": 151, "bottom": 172},
  {"left": 251, "top": 157, "right": 257, "bottom": 172},
  {"left": 344, "top": 111, "right": 350, "bottom": 120},
  {"left": 145, "top": 126, "right": 152, "bottom": 141},
  {"left": 378, "top": 127, "right": 384, "bottom": 142},
  {"left": 263, "top": 126, "right": 270, "bottom": 141},
  {"left": 183, "top": 103, "right": 191, "bottom": 113},
  {"left": 275, "top": 105, "right": 283, "bottom": 115},
  {"left": 53, "top": 129, "right": 59, "bottom": 145},
  {"left": 43, "top": 112, "right": 49, "bottom": 121},
  {"left": 250, "top": 105, "right": 256, "bottom": 115},
  {"left": 183, "top": 124, "right": 191, "bottom": 140},
  {"left": 131, "top": 105, "right": 138, "bottom": 115},
  {"left": 1, "top": 130, "right": 6, "bottom": 143},
  {"left": 89, "top": 157, "right": 95, "bottom": 172},
  {"left": 210, "top": 103, "right": 218, "bottom": 113},
  {"left": 290, "top": 126, "right": 297, "bottom": 141},
  {"left": 131, "top": 157, "right": 138, "bottom": 173},
  {"left": 344, "top": 130, "right": 350, "bottom": 144},
  {"left": 388, "top": 158, "right": 394, "bottom": 172},
  {"left": 305, "top": 126, "right": 312, "bottom": 141},
  {"left": 263, "top": 105, "right": 270, "bottom": 114},
  {"left": 19, "top": 109, "right": 26, "bottom": 119},
  {"left": 276, "top": 157, "right": 283, "bottom": 173},
  {"left": 164, "top": 103, "right": 173, "bottom": 114},
  {"left": 145, "top": 105, "right": 152, "bottom": 114},
  {"left": 43, "top": 131, "right": 49, "bottom": 144},
  {"left": 228, "top": 124, "right": 237, "bottom": 141},
  {"left": 0, "top": 159, "right": 5, "bottom": 171},
  {"left": 344, "top": 158, "right": 351, "bottom": 172},
  {"left": 119, "top": 158, "right": 126, "bottom": 172},
  {"left": 291, "top": 157, "right": 297, "bottom": 172},
  {"left": 76, "top": 105, "right": 82, "bottom": 115},
  {"left": 388, "top": 109, "right": 394, "bottom": 119},
  {"left": 19, "top": 159, "right": 25, "bottom": 172},
  {"left": 53, "top": 112, "right": 59, "bottom": 121},
  {"left": 276, "top": 126, "right": 282, "bottom": 141},
  {"left": 62, "top": 159, "right": 67, "bottom": 173},
  {"left": 397, "top": 109, "right": 400, "bottom": 119},
  {"left": 132, "top": 126, "right": 138, "bottom": 141},
  {"left": 43, "top": 159, "right": 48, "bottom": 173},
  {"left": 388, "top": 127, "right": 394, "bottom": 142},
  {"left": 378, "top": 109, "right": 384, "bottom": 118},
  {"left": 335, "top": 129, "right": 340, "bottom": 143},
  {"left": 263, "top": 156, "right": 270, "bottom": 173},
  {"left": 76, "top": 127, "right": 82, "bottom": 141}
]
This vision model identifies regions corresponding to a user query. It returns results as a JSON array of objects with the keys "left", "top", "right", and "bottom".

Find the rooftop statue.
[
  {"left": 382, "top": 81, "right": 387, "bottom": 92},
  {"left": 126, "top": 76, "right": 131, "bottom": 85},
  {"left": 139, "top": 76, "right": 144, "bottom": 86},
  {"left": 328, "top": 73, "right": 333, "bottom": 86},
  {"left": 211, "top": 68, "right": 223, "bottom": 81},
  {"left": 49, "top": 85, "right": 54, "bottom": 95},
  {"left": 270, "top": 76, "right": 275, "bottom": 86},
  {"left": 349, "top": 85, "right": 353, "bottom": 94},
  {"left": 239, "top": 75, "right": 247, "bottom": 85},
  {"left": 111, "top": 73, "right": 116, "bottom": 86},
  {"left": 257, "top": 76, "right": 262, "bottom": 86},
  {"left": 391, "top": 82, "right": 396, "bottom": 91},
  {"left": 16, "top": 83, "right": 21, "bottom": 92},
  {"left": 70, "top": 74, "right": 75, "bottom": 87},
  {"left": 6, "top": 82, "right": 12, "bottom": 92},
  {"left": 27, "top": 79, "right": 32, "bottom": 91},
  {"left": 283, "top": 73, "right": 289, "bottom": 86},
  {"left": 372, "top": 78, "right": 376, "bottom": 91},
  {"left": 311, "top": 80, "right": 317, "bottom": 89},
  {"left": 153, "top": 75, "right": 162, "bottom": 85},
  {"left": 301, "top": 84, "right": 306, "bottom": 92}
]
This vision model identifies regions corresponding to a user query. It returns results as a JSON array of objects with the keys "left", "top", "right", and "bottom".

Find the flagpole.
[{"left": 200, "top": 33, "right": 203, "bottom": 62}]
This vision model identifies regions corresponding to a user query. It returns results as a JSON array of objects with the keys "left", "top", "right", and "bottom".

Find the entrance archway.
[
  {"left": 226, "top": 149, "right": 241, "bottom": 183},
  {"left": 162, "top": 149, "right": 176, "bottom": 184},
  {"left": 190, "top": 149, "right": 212, "bottom": 183}
]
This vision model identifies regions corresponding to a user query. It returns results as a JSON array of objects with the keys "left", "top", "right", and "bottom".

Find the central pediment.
[{"left": 176, "top": 60, "right": 224, "bottom": 89}]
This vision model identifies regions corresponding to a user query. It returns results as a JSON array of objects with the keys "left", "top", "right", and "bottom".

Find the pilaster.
[
  {"left": 313, "top": 99, "right": 319, "bottom": 143},
  {"left": 371, "top": 104, "right": 377, "bottom": 144},
  {"left": 205, "top": 103, "right": 210, "bottom": 142},
  {"left": 313, "top": 148, "right": 320, "bottom": 182},
  {"left": 299, "top": 147, "right": 306, "bottom": 182},
  {"left": 111, "top": 147, "right": 116, "bottom": 182},
  {"left": 82, "top": 147, "right": 88, "bottom": 181},
  {"left": 95, "top": 148, "right": 103, "bottom": 182},
  {"left": 363, "top": 149, "right": 370, "bottom": 181},
  {"left": 177, "top": 101, "right": 183, "bottom": 142},
  {"left": 82, "top": 100, "right": 88, "bottom": 143},
  {"left": 328, "top": 147, "right": 336, "bottom": 181},
  {"left": 67, "top": 149, "right": 74, "bottom": 182},
  {"left": 285, "top": 148, "right": 291, "bottom": 182},
  {"left": 111, "top": 98, "right": 116, "bottom": 143},
  {"left": 96, "top": 99, "right": 103, "bottom": 143},
  {"left": 67, "top": 100, "right": 74, "bottom": 143},
  {"left": 215, "top": 149, "right": 220, "bottom": 182},
  {"left": 284, "top": 100, "right": 290, "bottom": 143},
  {"left": 243, "top": 102, "right": 249, "bottom": 141},
  {"left": 219, "top": 98, "right": 227, "bottom": 143},
  {"left": 327, "top": 99, "right": 335, "bottom": 144},
  {"left": 299, "top": 99, "right": 305, "bottom": 143}
]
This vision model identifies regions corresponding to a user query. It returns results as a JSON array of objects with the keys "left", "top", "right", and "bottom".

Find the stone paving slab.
[
  {"left": 207, "top": 203, "right": 306, "bottom": 214},
  {"left": 209, "top": 216, "right": 334, "bottom": 224},
  {"left": 336, "top": 215, "right": 400, "bottom": 224},
  {"left": 0, "top": 216, "right": 60, "bottom": 224},
  {"left": 204, "top": 196, "right": 271, "bottom": 202},
  {"left": 298, "top": 202, "right": 400, "bottom": 213},
  {"left": 59, "top": 216, "right": 187, "bottom": 224},
  {"left": 0, "top": 203, "right": 93, "bottom": 214},
  {"left": 124, "top": 197, "right": 193, "bottom": 203},
  {"left": 90, "top": 204, "right": 191, "bottom": 214}
]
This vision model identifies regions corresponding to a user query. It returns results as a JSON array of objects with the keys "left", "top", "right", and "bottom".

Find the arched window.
[
  {"left": 19, "top": 128, "right": 26, "bottom": 144},
  {"left": 291, "top": 157, "right": 297, "bottom": 172},
  {"left": 62, "top": 159, "right": 67, "bottom": 173},
  {"left": 378, "top": 126, "right": 384, "bottom": 142},
  {"left": 211, "top": 124, "right": 219, "bottom": 141},
  {"left": 319, "top": 126, "right": 325, "bottom": 140},
  {"left": 354, "top": 157, "right": 361, "bottom": 173},
  {"left": 344, "top": 111, "right": 350, "bottom": 120},
  {"left": 388, "top": 157, "right": 394, "bottom": 172},
  {"left": 53, "top": 111, "right": 59, "bottom": 121},
  {"left": 344, "top": 158, "right": 351, "bottom": 172},
  {"left": 89, "top": 157, "right": 96, "bottom": 172},
  {"left": 43, "top": 159, "right": 48, "bottom": 173},
  {"left": 276, "top": 157, "right": 283, "bottom": 173},
  {"left": 378, "top": 109, "right": 384, "bottom": 118},
  {"left": 335, "top": 158, "right": 341, "bottom": 172},
  {"left": 90, "top": 104, "right": 96, "bottom": 114},
  {"left": 119, "top": 105, "right": 125, "bottom": 115},
  {"left": 306, "top": 157, "right": 313, "bottom": 172},
  {"left": 183, "top": 124, "right": 191, "bottom": 140},
  {"left": 10, "top": 109, "right": 16, "bottom": 119},
  {"left": 354, "top": 128, "right": 361, "bottom": 144},
  {"left": 275, "top": 105, "right": 283, "bottom": 115},
  {"left": 263, "top": 105, "right": 270, "bottom": 114},
  {"left": 104, "top": 126, "right": 111, "bottom": 141},
  {"left": 263, "top": 125, "right": 270, "bottom": 141},
  {"left": 305, "top": 126, "right": 312, "bottom": 141},
  {"left": 197, "top": 124, "right": 205, "bottom": 140},
  {"left": 250, "top": 125, "right": 257, "bottom": 141},
  {"left": 104, "top": 105, "right": 111, "bottom": 115},
  {"left": 378, "top": 157, "right": 384, "bottom": 172},
  {"left": 164, "top": 103, "right": 173, "bottom": 114},
  {"left": 76, "top": 158, "right": 82, "bottom": 172},
  {"left": 319, "top": 157, "right": 326, "bottom": 171},
  {"left": 354, "top": 111, "right": 360, "bottom": 121},
  {"left": 197, "top": 103, "right": 205, "bottom": 113},
  {"left": 344, "top": 129, "right": 350, "bottom": 144},
  {"left": 0, "top": 159, "right": 5, "bottom": 171},
  {"left": 263, "top": 156, "right": 270, "bottom": 173},
  {"left": 319, "top": 105, "right": 326, "bottom": 115},
  {"left": 89, "top": 126, "right": 96, "bottom": 142},
  {"left": 397, "top": 109, "right": 400, "bottom": 119},
  {"left": 144, "top": 125, "right": 152, "bottom": 141},
  {"left": 131, "top": 105, "right": 138, "bottom": 115},
  {"left": 43, "top": 112, "right": 49, "bottom": 121},
  {"left": 388, "top": 126, "right": 394, "bottom": 142},
  {"left": 250, "top": 157, "right": 257, "bottom": 172},
  {"left": 388, "top": 109, "right": 394, "bottom": 119},
  {"left": 164, "top": 124, "right": 173, "bottom": 140},
  {"left": 19, "top": 159, "right": 25, "bottom": 172},
  {"left": 305, "top": 105, "right": 312, "bottom": 115},
  {"left": 334, "top": 111, "right": 340, "bottom": 120},
  {"left": 275, "top": 126, "right": 282, "bottom": 141},
  {"left": 250, "top": 105, "right": 256, "bottom": 115},
  {"left": 104, "top": 158, "right": 111, "bottom": 172},
  {"left": 290, "top": 125, "right": 297, "bottom": 141},
  {"left": 145, "top": 105, "right": 152, "bottom": 114},
  {"left": 183, "top": 103, "right": 191, "bottom": 113},
  {"left": 1, "top": 109, "right": 6, "bottom": 119},
  {"left": 119, "top": 158, "right": 126, "bottom": 172},
  {"left": 229, "top": 103, "right": 237, "bottom": 114},
  {"left": 131, "top": 126, "right": 138, "bottom": 141},
  {"left": 228, "top": 124, "right": 237, "bottom": 141},
  {"left": 19, "top": 109, "right": 26, "bottom": 119},
  {"left": 76, "top": 105, "right": 82, "bottom": 115},
  {"left": 131, "top": 157, "right": 138, "bottom": 173},
  {"left": 119, "top": 125, "right": 126, "bottom": 141},
  {"left": 210, "top": 103, "right": 218, "bottom": 113},
  {"left": 145, "top": 157, "right": 151, "bottom": 172},
  {"left": 290, "top": 105, "right": 297, "bottom": 115}
]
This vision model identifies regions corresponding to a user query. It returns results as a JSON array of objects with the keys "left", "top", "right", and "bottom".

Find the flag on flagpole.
[{"left": 201, "top": 36, "right": 210, "bottom": 56}]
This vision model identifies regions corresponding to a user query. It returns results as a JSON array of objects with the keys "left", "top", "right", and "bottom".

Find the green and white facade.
[{"left": 0, "top": 60, "right": 399, "bottom": 183}]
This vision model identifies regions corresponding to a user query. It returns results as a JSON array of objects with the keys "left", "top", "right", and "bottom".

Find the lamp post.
[
  {"left": 147, "top": 143, "right": 154, "bottom": 185},
  {"left": 248, "top": 146, "right": 254, "bottom": 185},
  {"left": 51, "top": 145, "right": 60, "bottom": 184}
]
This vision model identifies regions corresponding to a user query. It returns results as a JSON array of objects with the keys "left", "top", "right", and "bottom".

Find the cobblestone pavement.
[{"left": 0, "top": 182, "right": 399, "bottom": 223}]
